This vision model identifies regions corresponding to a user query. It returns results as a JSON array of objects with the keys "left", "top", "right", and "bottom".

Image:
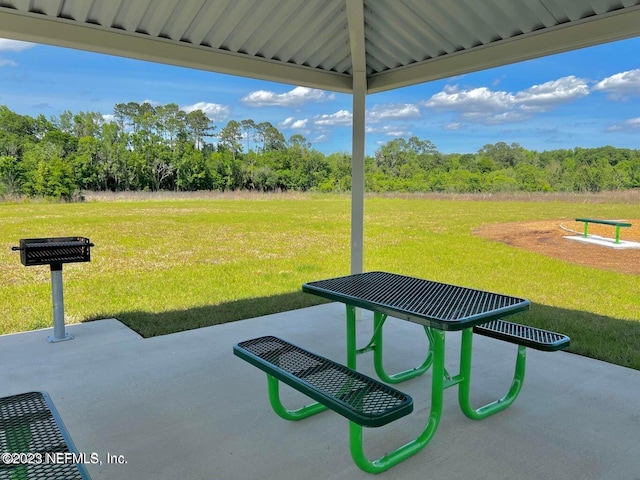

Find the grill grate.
[
  {"left": 304, "top": 271, "right": 527, "bottom": 323},
  {"left": 13, "top": 237, "right": 93, "bottom": 267},
  {"left": 237, "top": 336, "right": 412, "bottom": 422}
]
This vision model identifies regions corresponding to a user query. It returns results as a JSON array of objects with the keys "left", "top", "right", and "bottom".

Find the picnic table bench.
[
  {"left": 575, "top": 217, "right": 632, "bottom": 244},
  {"left": 0, "top": 391, "right": 92, "bottom": 480}
]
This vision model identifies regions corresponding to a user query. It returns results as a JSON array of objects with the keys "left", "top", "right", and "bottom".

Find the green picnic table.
[
  {"left": 575, "top": 218, "right": 632, "bottom": 244},
  {"left": 235, "top": 271, "right": 570, "bottom": 473}
]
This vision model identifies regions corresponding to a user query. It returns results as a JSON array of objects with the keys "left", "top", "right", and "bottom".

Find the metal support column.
[{"left": 48, "top": 264, "right": 73, "bottom": 342}]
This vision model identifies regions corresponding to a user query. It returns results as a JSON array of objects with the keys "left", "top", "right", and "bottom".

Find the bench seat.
[
  {"left": 473, "top": 319, "right": 570, "bottom": 351},
  {"left": 0, "top": 391, "right": 92, "bottom": 480},
  {"left": 234, "top": 336, "right": 413, "bottom": 427},
  {"left": 575, "top": 218, "right": 631, "bottom": 227}
]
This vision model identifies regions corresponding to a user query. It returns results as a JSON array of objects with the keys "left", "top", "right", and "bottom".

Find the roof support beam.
[
  {"left": 346, "top": 0, "right": 367, "bottom": 276},
  {"left": 0, "top": 9, "right": 353, "bottom": 93}
]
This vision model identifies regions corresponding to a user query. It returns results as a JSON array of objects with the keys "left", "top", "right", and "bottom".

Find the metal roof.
[{"left": 1, "top": 0, "right": 639, "bottom": 94}]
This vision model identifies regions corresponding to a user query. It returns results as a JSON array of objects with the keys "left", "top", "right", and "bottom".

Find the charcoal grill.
[{"left": 12, "top": 237, "right": 94, "bottom": 342}]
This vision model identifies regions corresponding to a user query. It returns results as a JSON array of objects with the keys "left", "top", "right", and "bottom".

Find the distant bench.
[{"left": 575, "top": 218, "right": 632, "bottom": 244}]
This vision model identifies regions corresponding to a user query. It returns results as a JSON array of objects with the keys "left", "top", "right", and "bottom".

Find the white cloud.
[
  {"left": 423, "top": 76, "right": 589, "bottom": 125},
  {"left": 279, "top": 117, "right": 308, "bottom": 129},
  {"left": 314, "top": 109, "right": 352, "bottom": 126},
  {"left": 366, "top": 124, "right": 412, "bottom": 137},
  {"left": 606, "top": 117, "right": 640, "bottom": 132},
  {"left": 514, "top": 76, "right": 589, "bottom": 111},
  {"left": 0, "top": 39, "right": 34, "bottom": 52},
  {"left": 103, "top": 114, "right": 116, "bottom": 123},
  {"left": 182, "top": 101, "right": 230, "bottom": 121},
  {"left": 241, "top": 86, "right": 335, "bottom": 107},
  {"left": 593, "top": 69, "right": 640, "bottom": 100},
  {"left": 444, "top": 122, "right": 461, "bottom": 130},
  {"left": 367, "top": 103, "right": 420, "bottom": 123},
  {"left": 312, "top": 132, "right": 329, "bottom": 143},
  {"left": 0, "top": 39, "right": 33, "bottom": 68}
]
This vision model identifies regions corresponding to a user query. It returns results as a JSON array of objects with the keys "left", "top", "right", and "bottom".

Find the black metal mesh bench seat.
[
  {"left": 473, "top": 320, "right": 570, "bottom": 351},
  {"left": 0, "top": 391, "right": 92, "bottom": 480},
  {"left": 234, "top": 336, "right": 413, "bottom": 427}
]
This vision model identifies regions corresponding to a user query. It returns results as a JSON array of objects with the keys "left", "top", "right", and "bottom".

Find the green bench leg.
[
  {"left": 615, "top": 226, "right": 621, "bottom": 244},
  {"left": 457, "top": 328, "right": 526, "bottom": 420},
  {"left": 349, "top": 329, "right": 445, "bottom": 473},
  {"left": 583, "top": 222, "right": 589, "bottom": 238},
  {"left": 266, "top": 375, "right": 328, "bottom": 420}
]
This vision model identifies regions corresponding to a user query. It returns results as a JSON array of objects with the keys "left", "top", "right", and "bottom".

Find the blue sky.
[{"left": 1, "top": 35, "right": 639, "bottom": 156}]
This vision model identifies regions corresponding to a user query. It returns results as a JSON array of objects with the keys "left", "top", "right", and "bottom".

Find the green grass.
[{"left": 1, "top": 192, "right": 638, "bottom": 369}]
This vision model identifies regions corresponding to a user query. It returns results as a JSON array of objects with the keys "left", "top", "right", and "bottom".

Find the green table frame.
[
  {"left": 575, "top": 217, "right": 632, "bottom": 244},
  {"left": 299, "top": 271, "right": 530, "bottom": 473}
]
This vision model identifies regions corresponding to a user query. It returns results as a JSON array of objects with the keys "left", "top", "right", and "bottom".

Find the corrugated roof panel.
[
  {"left": 239, "top": 0, "right": 297, "bottom": 56},
  {"left": 111, "top": 0, "right": 153, "bottom": 33},
  {"left": 31, "top": 0, "right": 63, "bottom": 17},
  {"left": 401, "top": 0, "right": 475, "bottom": 52},
  {"left": 366, "top": 5, "right": 433, "bottom": 62},
  {"left": 556, "top": 0, "right": 598, "bottom": 21},
  {"left": 136, "top": 0, "right": 178, "bottom": 37},
  {"left": 287, "top": 2, "right": 344, "bottom": 64},
  {"left": 225, "top": 1, "right": 279, "bottom": 53},
  {"left": 86, "top": 1, "right": 121, "bottom": 28},
  {"left": 278, "top": 1, "right": 345, "bottom": 65},
  {"left": 202, "top": 1, "right": 248, "bottom": 50},
  {"left": 158, "top": 0, "right": 207, "bottom": 41},
  {"left": 520, "top": 0, "right": 563, "bottom": 27},
  {"left": 258, "top": 2, "right": 319, "bottom": 60},
  {"left": 0, "top": 0, "right": 639, "bottom": 93},
  {"left": 304, "top": 26, "right": 349, "bottom": 69},
  {"left": 470, "top": 0, "right": 525, "bottom": 39},
  {"left": 59, "top": 0, "right": 93, "bottom": 22},
  {"left": 491, "top": 0, "right": 545, "bottom": 34},
  {"left": 319, "top": 47, "right": 351, "bottom": 74},
  {"left": 179, "top": 0, "right": 222, "bottom": 45}
]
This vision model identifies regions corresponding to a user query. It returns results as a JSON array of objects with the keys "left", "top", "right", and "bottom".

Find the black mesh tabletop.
[
  {"left": 0, "top": 392, "right": 92, "bottom": 480},
  {"left": 303, "top": 271, "right": 529, "bottom": 331}
]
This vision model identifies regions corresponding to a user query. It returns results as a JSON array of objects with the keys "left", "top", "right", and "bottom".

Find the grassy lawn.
[{"left": 1, "top": 192, "right": 638, "bottom": 369}]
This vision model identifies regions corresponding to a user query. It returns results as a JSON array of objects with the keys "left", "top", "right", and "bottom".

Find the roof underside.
[{"left": 1, "top": 0, "right": 640, "bottom": 94}]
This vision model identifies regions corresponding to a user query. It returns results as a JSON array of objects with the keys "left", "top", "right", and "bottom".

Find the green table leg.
[
  {"left": 349, "top": 329, "right": 445, "bottom": 473},
  {"left": 345, "top": 306, "right": 433, "bottom": 383}
]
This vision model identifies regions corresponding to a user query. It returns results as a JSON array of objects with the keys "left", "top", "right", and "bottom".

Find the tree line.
[{"left": 1, "top": 103, "right": 639, "bottom": 200}]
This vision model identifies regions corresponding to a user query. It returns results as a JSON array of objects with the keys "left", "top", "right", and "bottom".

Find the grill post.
[
  {"left": 11, "top": 237, "right": 93, "bottom": 343},
  {"left": 49, "top": 263, "right": 73, "bottom": 342}
]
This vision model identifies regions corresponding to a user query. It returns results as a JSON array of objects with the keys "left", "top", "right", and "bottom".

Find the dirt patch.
[{"left": 474, "top": 219, "right": 640, "bottom": 275}]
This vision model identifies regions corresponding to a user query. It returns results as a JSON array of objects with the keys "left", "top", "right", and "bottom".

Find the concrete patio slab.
[
  {"left": 1, "top": 303, "right": 638, "bottom": 479},
  {"left": 565, "top": 234, "right": 640, "bottom": 249}
]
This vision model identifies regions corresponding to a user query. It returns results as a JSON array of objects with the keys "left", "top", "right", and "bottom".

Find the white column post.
[{"left": 351, "top": 70, "right": 366, "bottom": 275}]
